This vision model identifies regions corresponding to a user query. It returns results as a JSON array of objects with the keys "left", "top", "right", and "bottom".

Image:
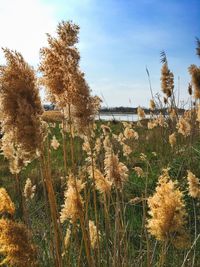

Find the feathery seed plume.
[
  {"left": 0, "top": 49, "right": 46, "bottom": 174},
  {"left": 89, "top": 220, "right": 100, "bottom": 249},
  {"left": 51, "top": 135, "right": 60, "bottom": 150},
  {"left": 133, "top": 167, "right": 144, "bottom": 178},
  {"left": 24, "top": 178, "right": 36, "bottom": 201},
  {"left": 0, "top": 188, "right": 15, "bottom": 215},
  {"left": 188, "top": 65, "right": 200, "bottom": 99},
  {"left": 137, "top": 107, "right": 145, "bottom": 119},
  {"left": 39, "top": 21, "right": 100, "bottom": 134},
  {"left": 160, "top": 55, "right": 174, "bottom": 98},
  {"left": 60, "top": 175, "right": 85, "bottom": 223},
  {"left": 104, "top": 151, "right": 128, "bottom": 189},
  {"left": 92, "top": 168, "right": 112, "bottom": 194},
  {"left": 187, "top": 170, "right": 200, "bottom": 199},
  {"left": 124, "top": 127, "right": 139, "bottom": 140},
  {"left": 147, "top": 169, "right": 188, "bottom": 248},
  {"left": 169, "top": 133, "right": 176, "bottom": 148},
  {"left": 149, "top": 99, "right": 156, "bottom": 110},
  {"left": 176, "top": 117, "right": 191, "bottom": 137},
  {"left": 0, "top": 218, "right": 38, "bottom": 267}
]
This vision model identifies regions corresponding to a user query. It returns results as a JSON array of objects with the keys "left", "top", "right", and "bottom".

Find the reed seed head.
[
  {"left": 24, "top": 178, "right": 36, "bottom": 201},
  {"left": 147, "top": 169, "right": 188, "bottom": 248},
  {"left": 60, "top": 175, "right": 85, "bottom": 224},
  {"left": 0, "top": 48, "right": 46, "bottom": 174},
  {"left": 187, "top": 170, "right": 200, "bottom": 199},
  {"left": 176, "top": 117, "right": 191, "bottom": 137},
  {"left": 0, "top": 188, "right": 15, "bottom": 216},
  {"left": 104, "top": 151, "right": 128, "bottom": 190},
  {"left": 161, "top": 62, "right": 174, "bottom": 98},
  {"left": 137, "top": 107, "right": 145, "bottom": 119},
  {"left": 169, "top": 133, "right": 176, "bottom": 148},
  {"left": 51, "top": 135, "right": 60, "bottom": 150},
  {"left": 188, "top": 64, "right": 200, "bottom": 99},
  {"left": 89, "top": 220, "right": 100, "bottom": 249},
  {"left": 0, "top": 218, "right": 38, "bottom": 267}
]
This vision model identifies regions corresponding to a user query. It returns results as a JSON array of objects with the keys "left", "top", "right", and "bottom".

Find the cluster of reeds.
[{"left": 0, "top": 21, "right": 200, "bottom": 267}]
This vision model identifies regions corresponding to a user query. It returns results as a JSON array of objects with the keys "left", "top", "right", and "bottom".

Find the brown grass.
[{"left": 41, "top": 110, "right": 64, "bottom": 122}]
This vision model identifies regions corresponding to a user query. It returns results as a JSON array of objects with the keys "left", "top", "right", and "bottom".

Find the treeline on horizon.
[
  {"left": 97, "top": 106, "right": 185, "bottom": 114},
  {"left": 44, "top": 104, "right": 185, "bottom": 115}
]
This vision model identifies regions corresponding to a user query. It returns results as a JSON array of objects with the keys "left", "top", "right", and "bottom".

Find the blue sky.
[{"left": 0, "top": 0, "right": 199, "bottom": 106}]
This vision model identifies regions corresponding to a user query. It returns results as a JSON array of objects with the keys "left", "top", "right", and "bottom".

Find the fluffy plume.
[
  {"left": 122, "top": 143, "right": 132, "bottom": 157},
  {"left": 140, "top": 153, "right": 147, "bottom": 161},
  {"left": 89, "top": 220, "right": 100, "bottom": 249},
  {"left": 137, "top": 107, "right": 145, "bottom": 119},
  {"left": 147, "top": 169, "right": 188, "bottom": 248},
  {"left": 69, "top": 74, "right": 101, "bottom": 134},
  {"left": 92, "top": 168, "right": 112, "bottom": 194},
  {"left": 39, "top": 21, "right": 80, "bottom": 105},
  {"left": 64, "top": 228, "right": 71, "bottom": 250},
  {"left": 187, "top": 170, "right": 200, "bottom": 199},
  {"left": 0, "top": 49, "right": 46, "bottom": 174},
  {"left": 0, "top": 188, "right": 15, "bottom": 215},
  {"left": 124, "top": 127, "right": 138, "bottom": 140},
  {"left": 39, "top": 21, "right": 100, "bottom": 134},
  {"left": 169, "top": 133, "right": 176, "bottom": 148},
  {"left": 51, "top": 135, "right": 60, "bottom": 150},
  {"left": 24, "top": 178, "right": 36, "bottom": 201},
  {"left": 104, "top": 151, "right": 128, "bottom": 189},
  {"left": 161, "top": 59, "right": 174, "bottom": 98},
  {"left": 133, "top": 167, "right": 144, "bottom": 178},
  {"left": 60, "top": 175, "right": 85, "bottom": 223},
  {"left": 149, "top": 99, "right": 156, "bottom": 110},
  {"left": 188, "top": 65, "right": 200, "bottom": 99},
  {"left": 0, "top": 218, "right": 37, "bottom": 267},
  {"left": 176, "top": 117, "right": 191, "bottom": 137},
  {"left": 147, "top": 120, "right": 158, "bottom": 129}
]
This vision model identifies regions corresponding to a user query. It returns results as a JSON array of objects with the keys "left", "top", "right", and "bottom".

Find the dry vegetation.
[
  {"left": 41, "top": 110, "right": 63, "bottom": 122},
  {"left": 0, "top": 21, "right": 200, "bottom": 267}
]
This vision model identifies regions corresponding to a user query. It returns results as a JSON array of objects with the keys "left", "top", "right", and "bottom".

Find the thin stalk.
[
  {"left": 146, "top": 66, "right": 154, "bottom": 100},
  {"left": 144, "top": 164, "right": 151, "bottom": 267},
  {"left": 114, "top": 188, "right": 121, "bottom": 267},
  {"left": 39, "top": 161, "right": 55, "bottom": 265},
  {"left": 158, "top": 240, "right": 168, "bottom": 267},
  {"left": 15, "top": 173, "right": 24, "bottom": 221},
  {"left": 61, "top": 118, "right": 68, "bottom": 175},
  {"left": 79, "top": 212, "right": 95, "bottom": 267},
  {"left": 192, "top": 199, "right": 197, "bottom": 267},
  {"left": 181, "top": 234, "right": 200, "bottom": 267},
  {"left": 78, "top": 236, "right": 84, "bottom": 267},
  {"left": 68, "top": 104, "right": 75, "bottom": 173},
  {"left": 90, "top": 152, "right": 101, "bottom": 267},
  {"left": 41, "top": 151, "right": 63, "bottom": 267},
  {"left": 103, "top": 193, "right": 111, "bottom": 266}
]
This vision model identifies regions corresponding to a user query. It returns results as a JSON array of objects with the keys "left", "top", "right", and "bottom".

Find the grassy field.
[
  {"left": 1, "top": 110, "right": 200, "bottom": 266},
  {"left": 1, "top": 21, "right": 200, "bottom": 267}
]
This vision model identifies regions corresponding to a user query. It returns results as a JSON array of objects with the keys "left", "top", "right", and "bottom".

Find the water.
[{"left": 97, "top": 113, "right": 147, "bottom": 121}]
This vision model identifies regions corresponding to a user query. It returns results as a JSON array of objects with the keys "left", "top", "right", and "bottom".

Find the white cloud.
[{"left": 0, "top": 0, "right": 57, "bottom": 66}]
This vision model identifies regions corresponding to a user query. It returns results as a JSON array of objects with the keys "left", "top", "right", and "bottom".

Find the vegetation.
[{"left": 0, "top": 21, "right": 200, "bottom": 267}]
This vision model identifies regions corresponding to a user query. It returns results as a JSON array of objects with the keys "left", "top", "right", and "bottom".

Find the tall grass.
[{"left": 0, "top": 21, "right": 200, "bottom": 267}]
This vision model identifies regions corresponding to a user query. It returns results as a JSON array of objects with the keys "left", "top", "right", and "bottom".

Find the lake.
[{"left": 97, "top": 113, "right": 150, "bottom": 121}]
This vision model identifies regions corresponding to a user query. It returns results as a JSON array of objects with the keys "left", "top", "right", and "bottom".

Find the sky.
[{"left": 0, "top": 0, "right": 199, "bottom": 107}]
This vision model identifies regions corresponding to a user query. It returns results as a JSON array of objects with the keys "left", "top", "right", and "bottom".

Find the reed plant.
[{"left": 0, "top": 21, "right": 200, "bottom": 267}]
